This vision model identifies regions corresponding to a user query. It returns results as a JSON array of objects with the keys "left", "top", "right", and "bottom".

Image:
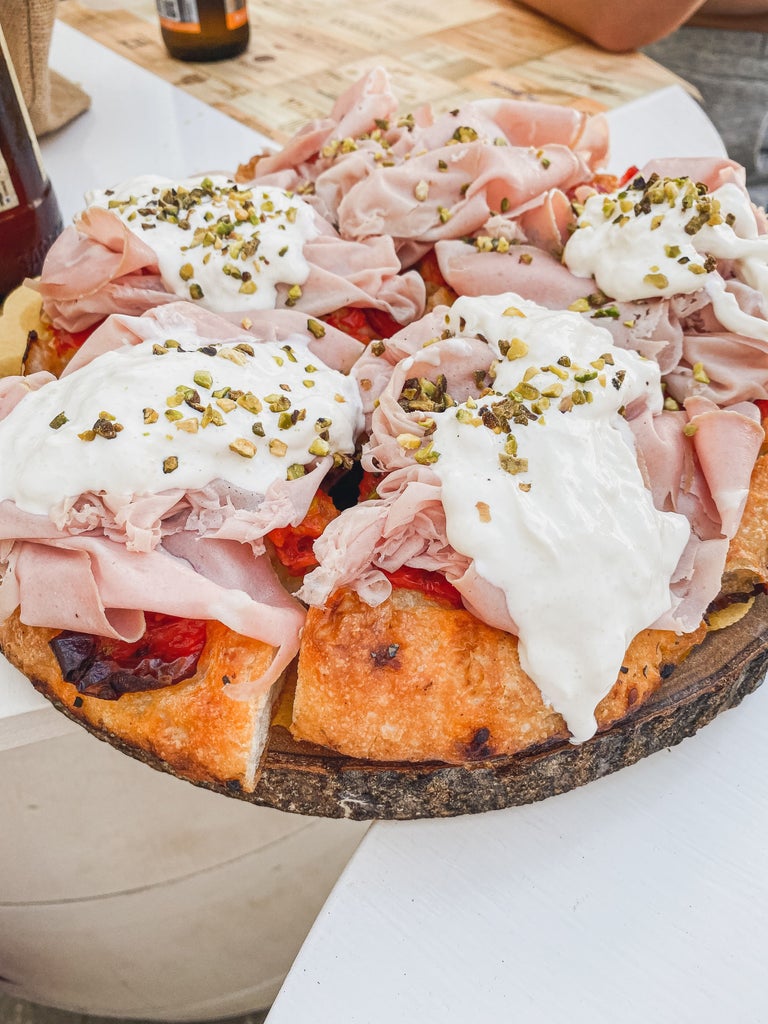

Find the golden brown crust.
[
  {"left": 723, "top": 449, "right": 768, "bottom": 596},
  {"left": 0, "top": 611, "right": 279, "bottom": 792},
  {"left": 292, "top": 587, "right": 707, "bottom": 763}
]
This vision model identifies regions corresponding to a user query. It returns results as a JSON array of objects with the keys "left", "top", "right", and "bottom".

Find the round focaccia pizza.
[{"left": 3, "top": 68, "right": 768, "bottom": 811}]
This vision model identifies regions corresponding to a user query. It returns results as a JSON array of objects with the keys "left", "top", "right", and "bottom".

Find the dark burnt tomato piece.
[
  {"left": 383, "top": 566, "right": 464, "bottom": 609},
  {"left": 49, "top": 612, "right": 208, "bottom": 701}
]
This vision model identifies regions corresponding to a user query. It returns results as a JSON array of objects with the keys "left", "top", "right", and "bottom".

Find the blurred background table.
[{"left": 57, "top": 0, "right": 690, "bottom": 141}]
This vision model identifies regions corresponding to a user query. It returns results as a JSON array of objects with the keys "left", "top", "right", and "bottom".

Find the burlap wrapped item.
[{"left": 0, "top": 1, "right": 90, "bottom": 136}]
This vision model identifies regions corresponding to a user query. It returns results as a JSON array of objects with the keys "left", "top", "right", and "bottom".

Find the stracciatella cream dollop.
[
  {"left": 429, "top": 294, "right": 690, "bottom": 742},
  {"left": 564, "top": 174, "right": 768, "bottom": 340},
  {"left": 86, "top": 175, "right": 319, "bottom": 315},
  {"left": 0, "top": 325, "right": 362, "bottom": 516}
]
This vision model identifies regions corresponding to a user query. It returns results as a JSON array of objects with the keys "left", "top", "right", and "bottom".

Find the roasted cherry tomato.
[
  {"left": 323, "top": 306, "right": 400, "bottom": 344},
  {"left": 590, "top": 166, "right": 641, "bottom": 194},
  {"left": 49, "top": 613, "right": 208, "bottom": 701},
  {"left": 268, "top": 490, "right": 340, "bottom": 574},
  {"left": 105, "top": 613, "right": 208, "bottom": 667},
  {"left": 53, "top": 324, "right": 96, "bottom": 357},
  {"left": 383, "top": 565, "right": 463, "bottom": 609},
  {"left": 358, "top": 470, "right": 381, "bottom": 502}
]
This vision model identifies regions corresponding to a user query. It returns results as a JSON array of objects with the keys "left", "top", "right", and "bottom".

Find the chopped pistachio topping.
[
  {"left": 643, "top": 272, "right": 669, "bottom": 290},
  {"left": 229, "top": 437, "right": 256, "bottom": 458},
  {"left": 504, "top": 337, "right": 529, "bottom": 360},
  {"left": 499, "top": 453, "right": 528, "bottom": 475},
  {"left": 201, "top": 404, "right": 225, "bottom": 428},
  {"left": 452, "top": 125, "right": 479, "bottom": 143},
  {"left": 397, "top": 433, "right": 422, "bottom": 450},
  {"left": 237, "top": 391, "right": 262, "bottom": 414},
  {"left": 91, "top": 417, "right": 122, "bottom": 439},
  {"left": 308, "top": 437, "right": 331, "bottom": 457},
  {"left": 218, "top": 346, "right": 248, "bottom": 366},
  {"left": 414, "top": 179, "right": 430, "bottom": 201},
  {"left": 193, "top": 370, "right": 213, "bottom": 389},
  {"left": 414, "top": 441, "right": 440, "bottom": 465}
]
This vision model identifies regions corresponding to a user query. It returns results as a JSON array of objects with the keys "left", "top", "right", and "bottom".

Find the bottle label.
[
  {"left": 0, "top": 149, "right": 20, "bottom": 213},
  {"left": 224, "top": 0, "right": 248, "bottom": 29},
  {"left": 157, "top": 0, "right": 202, "bottom": 33},
  {"left": 157, "top": 0, "right": 247, "bottom": 32}
]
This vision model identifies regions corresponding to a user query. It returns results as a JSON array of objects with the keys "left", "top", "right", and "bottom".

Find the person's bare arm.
[{"left": 517, "top": 0, "right": 706, "bottom": 51}]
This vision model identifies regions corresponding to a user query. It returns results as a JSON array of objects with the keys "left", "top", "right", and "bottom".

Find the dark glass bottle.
[
  {"left": 156, "top": 0, "right": 250, "bottom": 61},
  {"left": 0, "top": 25, "right": 63, "bottom": 301}
]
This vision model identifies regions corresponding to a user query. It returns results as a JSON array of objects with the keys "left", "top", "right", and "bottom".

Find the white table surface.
[
  {"left": 2, "top": 27, "right": 764, "bottom": 1024},
  {"left": 267, "top": 683, "right": 768, "bottom": 1023}
]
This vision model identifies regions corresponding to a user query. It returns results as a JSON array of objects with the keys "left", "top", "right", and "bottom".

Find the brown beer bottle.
[
  {"left": 0, "top": 25, "right": 63, "bottom": 301},
  {"left": 156, "top": 1, "right": 250, "bottom": 61}
]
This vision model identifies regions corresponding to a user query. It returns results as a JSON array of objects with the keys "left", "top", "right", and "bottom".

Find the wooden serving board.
[
  {"left": 221, "top": 596, "right": 768, "bottom": 820},
  {"left": 19, "top": 595, "right": 767, "bottom": 820}
]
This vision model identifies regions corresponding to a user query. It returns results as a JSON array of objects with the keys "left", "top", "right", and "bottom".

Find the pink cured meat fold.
[
  {"left": 0, "top": 305, "right": 357, "bottom": 699},
  {"left": 33, "top": 194, "right": 426, "bottom": 334},
  {"left": 250, "top": 67, "right": 607, "bottom": 264},
  {"left": 434, "top": 156, "right": 768, "bottom": 406},
  {"left": 63, "top": 300, "right": 366, "bottom": 376},
  {"left": 302, "top": 311, "right": 764, "bottom": 637}
]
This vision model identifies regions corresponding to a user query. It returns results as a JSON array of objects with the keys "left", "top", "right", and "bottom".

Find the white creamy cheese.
[
  {"left": 564, "top": 174, "right": 768, "bottom": 339},
  {"left": 86, "top": 175, "right": 319, "bottom": 315},
  {"left": 0, "top": 327, "right": 362, "bottom": 516},
  {"left": 429, "top": 294, "right": 690, "bottom": 741}
]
